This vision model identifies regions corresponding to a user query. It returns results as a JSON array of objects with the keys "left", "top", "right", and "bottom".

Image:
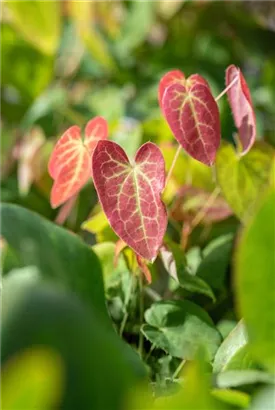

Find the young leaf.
[
  {"left": 158, "top": 70, "right": 185, "bottom": 110},
  {"left": 226, "top": 65, "right": 256, "bottom": 155},
  {"left": 161, "top": 74, "right": 221, "bottom": 166},
  {"left": 48, "top": 116, "right": 108, "bottom": 208},
  {"left": 92, "top": 141, "right": 167, "bottom": 262},
  {"left": 136, "top": 255, "right": 152, "bottom": 284}
]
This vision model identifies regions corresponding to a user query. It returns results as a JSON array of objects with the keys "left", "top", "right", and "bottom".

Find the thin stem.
[
  {"left": 165, "top": 144, "right": 181, "bottom": 189},
  {"left": 190, "top": 186, "right": 221, "bottom": 229},
  {"left": 119, "top": 273, "right": 134, "bottom": 337},
  {"left": 214, "top": 75, "right": 239, "bottom": 102},
  {"left": 138, "top": 274, "right": 144, "bottom": 358},
  {"left": 145, "top": 343, "right": 156, "bottom": 362},
  {"left": 173, "top": 359, "right": 186, "bottom": 380}
]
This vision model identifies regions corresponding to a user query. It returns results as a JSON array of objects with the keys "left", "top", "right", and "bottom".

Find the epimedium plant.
[{"left": 48, "top": 64, "right": 261, "bottom": 283}]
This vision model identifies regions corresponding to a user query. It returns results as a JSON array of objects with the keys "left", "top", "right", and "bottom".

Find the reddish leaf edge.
[{"left": 136, "top": 254, "right": 152, "bottom": 284}]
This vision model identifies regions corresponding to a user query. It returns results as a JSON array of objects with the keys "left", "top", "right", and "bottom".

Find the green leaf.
[
  {"left": 216, "top": 142, "right": 274, "bottom": 219},
  {"left": 211, "top": 388, "right": 250, "bottom": 409},
  {"left": 81, "top": 210, "right": 118, "bottom": 243},
  {"left": 1, "top": 280, "right": 146, "bottom": 410},
  {"left": 1, "top": 203, "right": 109, "bottom": 324},
  {"left": 213, "top": 320, "right": 254, "bottom": 373},
  {"left": 111, "top": 118, "right": 142, "bottom": 160},
  {"left": 92, "top": 242, "right": 129, "bottom": 290},
  {"left": 215, "top": 370, "right": 274, "bottom": 389},
  {"left": 142, "top": 300, "right": 222, "bottom": 361},
  {"left": 6, "top": 1, "right": 61, "bottom": 55},
  {"left": 235, "top": 189, "right": 275, "bottom": 373},
  {"left": 197, "top": 234, "right": 234, "bottom": 290},
  {"left": 2, "top": 347, "right": 63, "bottom": 410},
  {"left": 160, "top": 242, "right": 216, "bottom": 301}
]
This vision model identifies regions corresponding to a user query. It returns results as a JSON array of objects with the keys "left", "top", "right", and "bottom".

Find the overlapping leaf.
[
  {"left": 216, "top": 142, "right": 274, "bottom": 219},
  {"left": 226, "top": 65, "right": 256, "bottom": 155},
  {"left": 48, "top": 116, "right": 108, "bottom": 208},
  {"left": 160, "top": 72, "right": 221, "bottom": 166},
  {"left": 92, "top": 141, "right": 167, "bottom": 262}
]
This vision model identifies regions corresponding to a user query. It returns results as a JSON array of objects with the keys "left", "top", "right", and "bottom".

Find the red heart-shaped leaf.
[
  {"left": 92, "top": 141, "right": 167, "bottom": 262},
  {"left": 158, "top": 70, "right": 185, "bottom": 110},
  {"left": 226, "top": 65, "right": 256, "bottom": 155},
  {"left": 48, "top": 116, "right": 108, "bottom": 208},
  {"left": 161, "top": 74, "right": 221, "bottom": 166}
]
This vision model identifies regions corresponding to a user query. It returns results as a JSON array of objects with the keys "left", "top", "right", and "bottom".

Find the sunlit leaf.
[
  {"left": 213, "top": 320, "right": 249, "bottom": 373},
  {"left": 226, "top": 65, "right": 256, "bottom": 155},
  {"left": 211, "top": 389, "right": 250, "bottom": 409},
  {"left": 48, "top": 117, "right": 108, "bottom": 208},
  {"left": 235, "top": 189, "right": 275, "bottom": 372},
  {"left": 216, "top": 370, "right": 274, "bottom": 389},
  {"left": 6, "top": 1, "right": 60, "bottom": 56},
  {"left": 161, "top": 73, "right": 221, "bottom": 165},
  {"left": 92, "top": 141, "right": 167, "bottom": 262},
  {"left": 216, "top": 142, "right": 274, "bottom": 219}
]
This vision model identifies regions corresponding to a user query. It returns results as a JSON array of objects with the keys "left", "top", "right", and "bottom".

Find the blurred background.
[{"left": 2, "top": 0, "right": 275, "bottom": 228}]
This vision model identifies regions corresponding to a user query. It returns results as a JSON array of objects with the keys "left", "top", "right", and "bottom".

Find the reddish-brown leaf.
[
  {"left": 162, "top": 74, "right": 221, "bottom": 166},
  {"left": 48, "top": 117, "right": 108, "bottom": 208},
  {"left": 171, "top": 185, "right": 233, "bottom": 224},
  {"left": 158, "top": 70, "right": 185, "bottom": 110},
  {"left": 226, "top": 65, "right": 256, "bottom": 155},
  {"left": 92, "top": 141, "right": 167, "bottom": 262},
  {"left": 114, "top": 239, "right": 127, "bottom": 268}
]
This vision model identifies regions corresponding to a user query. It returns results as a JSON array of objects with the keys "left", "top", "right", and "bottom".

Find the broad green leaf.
[
  {"left": 216, "top": 142, "right": 274, "bottom": 219},
  {"left": 1, "top": 203, "right": 109, "bottom": 324},
  {"left": 197, "top": 234, "right": 234, "bottom": 290},
  {"left": 160, "top": 242, "right": 216, "bottom": 301},
  {"left": 211, "top": 389, "right": 250, "bottom": 409},
  {"left": 6, "top": 1, "right": 60, "bottom": 55},
  {"left": 2, "top": 347, "right": 63, "bottom": 410},
  {"left": 215, "top": 370, "right": 274, "bottom": 389},
  {"left": 235, "top": 189, "right": 275, "bottom": 372},
  {"left": 213, "top": 320, "right": 252, "bottom": 373},
  {"left": 142, "top": 300, "right": 222, "bottom": 361},
  {"left": 1, "top": 281, "right": 146, "bottom": 410}
]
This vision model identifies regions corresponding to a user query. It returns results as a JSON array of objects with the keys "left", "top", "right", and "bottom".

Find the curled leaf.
[
  {"left": 48, "top": 116, "right": 108, "bottom": 208},
  {"left": 136, "top": 254, "right": 152, "bottom": 284},
  {"left": 161, "top": 73, "right": 221, "bottom": 166},
  {"left": 92, "top": 141, "right": 167, "bottom": 262},
  {"left": 226, "top": 65, "right": 256, "bottom": 155}
]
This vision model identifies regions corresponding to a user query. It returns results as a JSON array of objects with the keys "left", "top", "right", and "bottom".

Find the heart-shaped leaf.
[
  {"left": 216, "top": 142, "right": 274, "bottom": 219},
  {"left": 161, "top": 73, "right": 221, "bottom": 166},
  {"left": 158, "top": 70, "right": 185, "bottom": 110},
  {"left": 48, "top": 116, "right": 108, "bottom": 208},
  {"left": 92, "top": 141, "right": 167, "bottom": 262},
  {"left": 226, "top": 65, "right": 256, "bottom": 155}
]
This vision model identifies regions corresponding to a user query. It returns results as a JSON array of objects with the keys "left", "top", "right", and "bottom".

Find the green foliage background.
[{"left": 1, "top": 1, "right": 275, "bottom": 409}]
